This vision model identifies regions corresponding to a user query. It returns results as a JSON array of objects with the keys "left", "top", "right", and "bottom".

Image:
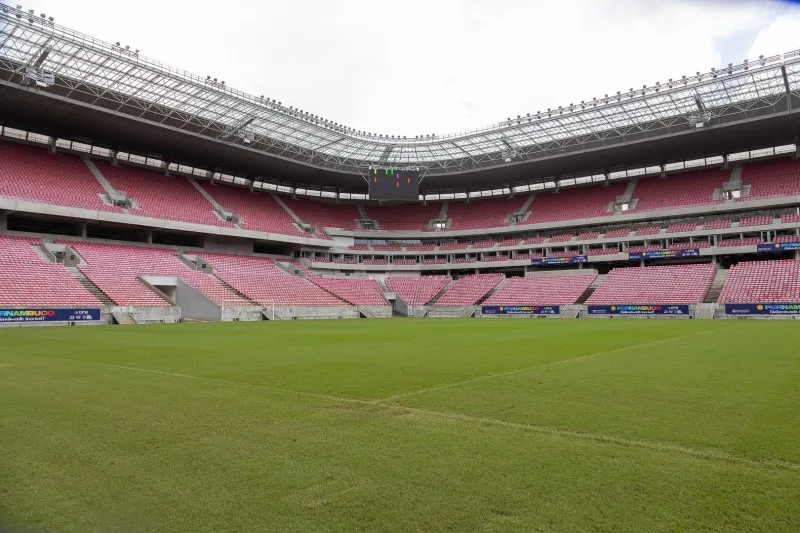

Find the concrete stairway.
[
  {"left": 66, "top": 266, "right": 115, "bottom": 305},
  {"left": 704, "top": 268, "right": 728, "bottom": 303}
]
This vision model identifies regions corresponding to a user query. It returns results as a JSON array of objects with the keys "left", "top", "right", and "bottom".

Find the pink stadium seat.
[
  {"left": 739, "top": 215, "right": 773, "bottom": 227},
  {"left": 472, "top": 240, "right": 495, "bottom": 249},
  {"left": 436, "top": 273, "right": 504, "bottom": 306},
  {"left": 605, "top": 228, "right": 632, "bottom": 238},
  {"left": 635, "top": 226, "right": 662, "bottom": 236},
  {"left": 717, "top": 238, "right": 763, "bottom": 247},
  {"left": 577, "top": 232, "right": 602, "bottom": 241},
  {"left": 719, "top": 260, "right": 800, "bottom": 303},
  {"left": 200, "top": 253, "right": 345, "bottom": 307},
  {"left": 283, "top": 197, "right": 360, "bottom": 230},
  {"left": 781, "top": 213, "right": 800, "bottom": 224},
  {"left": 448, "top": 196, "right": 529, "bottom": 230},
  {"left": 587, "top": 263, "right": 717, "bottom": 304},
  {"left": 774, "top": 235, "right": 800, "bottom": 244},
  {"left": 0, "top": 142, "right": 120, "bottom": 212},
  {"left": 349, "top": 244, "right": 370, "bottom": 251},
  {"left": 363, "top": 259, "right": 388, "bottom": 265},
  {"left": 422, "top": 257, "right": 448, "bottom": 264},
  {"left": 406, "top": 243, "right": 437, "bottom": 251},
  {"left": 666, "top": 223, "right": 698, "bottom": 233},
  {"left": 626, "top": 245, "right": 662, "bottom": 253},
  {"left": 740, "top": 158, "right": 800, "bottom": 199},
  {"left": 373, "top": 244, "right": 403, "bottom": 251},
  {"left": 386, "top": 276, "right": 450, "bottom": 305},
  {"left": 548, "top": 250, "right": 582, "bottom": 258},
  {"left": 201, "top": 183, "right": 307, "bottom": 236},
  {"left": 549, "top": 234, "right": 574, "bottom": 243},
  {"left": 64, "top": 242, "right": 248, "bottom": 307},
  {"left": 332, "top": 258, "right": 357, "bottom": 264},
  {"left": 393, "top": 259, "right": 418, "bottom": 266},
  {"left": 484, "top": 275, "right": 596, "bottom": 306},
  {"left": 523, "top": 237, "right": 547, "bottom": 245},
  {"left": 587, "top": 248, "right": 619, "bottom": 256},
  {"left": 498, "top": 238, "right": 523, "bottom": 247},
  {"left": 632, "top": 170, "right": 728, "bottom": 211},
  {"left": 439, "top": 242, "right": 468, "bottom": 250},
  {"left": 669, "top": 241, "right": 710, "bottom": 250},
  {"left": 368, "top": 204, "right": 440, "bottom": 231},
  {"left": 452, "top": 257, "right": 477, "bottom": 263},
  {"left": 305, "top": 274, "right": 388, "bottom": 306},
  {"left": 93, "top": 161, "right": 231, "bottom": 227},
  {"left": 703, "top": 219, "right": 733, "bottom": 230},
  {"left": 0, "top": 236, "right": 101, "bottom": 307},
  {"left": 481, "top": 255, "right": 509, "bottom": 262},
  {"left": 527, "top": 182, "right": 626, "bottom": 223}
]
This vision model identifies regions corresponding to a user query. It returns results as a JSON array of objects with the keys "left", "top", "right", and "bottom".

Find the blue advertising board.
[
  {"left": 757, "top": 242, "right": 800, "bottom": 253},
  {"left": 531, "top": 256, "right": 588, "bottom": 266},
  {"left": 724, "top": 303, "right": 800, "bottom": 315},
  {"left": 481, "top": 305, "right": 561, "bottom": 316},
  {"left": 0, "top": 308, "right": 102, "bottom": 323},
  {"left": 587, "top": 305, "right": 691, "bottom": 315},
  {"left": 628, "top": 249, "right": 700, "bottom": 260}
]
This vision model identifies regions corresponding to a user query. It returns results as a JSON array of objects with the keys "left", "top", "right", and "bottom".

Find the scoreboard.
[{"left": 368, "top": 168, "right": 420, "bottom": 201}]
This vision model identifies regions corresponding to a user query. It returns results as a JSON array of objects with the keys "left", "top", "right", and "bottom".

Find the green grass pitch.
[{"left": 1, "top": 319, "right": 799, "bottom": 532}]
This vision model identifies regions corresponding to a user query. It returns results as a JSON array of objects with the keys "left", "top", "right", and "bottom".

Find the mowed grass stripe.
[
  {"left": 374, "top": 325, "right": 731, "bottom": 403},
  {"left": 28, "top": 352, "right": 800, "bottom": 473}
]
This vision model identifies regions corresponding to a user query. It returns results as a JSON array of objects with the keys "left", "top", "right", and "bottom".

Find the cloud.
[{"left": 17, "top": 0, "right": 800, "bottom": 137}]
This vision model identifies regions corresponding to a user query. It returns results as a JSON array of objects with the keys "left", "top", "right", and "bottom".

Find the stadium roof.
[{"left": 1, "top": 3, "right": 800, "bottom": 193}]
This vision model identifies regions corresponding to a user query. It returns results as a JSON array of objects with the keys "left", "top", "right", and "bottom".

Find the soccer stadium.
[{"left": 1, "top": 2, "right": 800, "bottom": 531}]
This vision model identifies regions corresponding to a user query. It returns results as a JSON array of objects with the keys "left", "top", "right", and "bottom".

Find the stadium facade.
[{"left": 1, "top": 4, "right": 799, "bottom": 325}]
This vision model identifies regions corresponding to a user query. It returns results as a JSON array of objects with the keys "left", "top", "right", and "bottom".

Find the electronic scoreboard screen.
[{"left": 368, "top": 168, "right": 420, "bottom": 201}]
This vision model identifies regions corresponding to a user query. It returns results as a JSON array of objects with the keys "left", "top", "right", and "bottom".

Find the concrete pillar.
[
  {"left": 146, "top": 230, "right": 153, "bottom": 244},
  {"left": 111, "top": 151, "right": 119, "bottom": 166},
  {"left": 79, "top": 223, "right": 88, "bottom": 238},
  {"left": 603, "top": 172, "right": 610, "bottom": 187},
  {"left": 48, "top": 136, "right": 57, "bottom": 154},
  {"left": 722, "top": 153, "right": 729, "bottom": 169},
  {"left": 0, "top": 211, "right": 8, "bottom": 234},
  {"left": 659, "top": 164, "right": 666, "bottom": 178}
]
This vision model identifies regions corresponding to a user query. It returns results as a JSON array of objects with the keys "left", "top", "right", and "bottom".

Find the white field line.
[
  {"left": 84, "top": 353, "right": 800, "bottom": 473},
  {"left": 373, "top": 326, "right": 730, "bottom": 404}
]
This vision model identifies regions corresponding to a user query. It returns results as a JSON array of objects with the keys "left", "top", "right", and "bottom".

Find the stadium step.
[
  {"left": 427, "top": 280, "right": 455, "bottom": 305},
  {"left": 704, "top": 268, "right": 728, "bottom": 303},
  {"left": 187, "top": 178, "right": 242, "bottom": 227},
  {"left": 111, "top": 311, "right": 137, "bottom": 324},
  {"left": 476, "top": 278, "right": 506, "bottom": 305},
  {"left": 66, "top": 266, "right": 116, "bottom": 306},
  {"left": 576, "top": 275, "right": 605, "bottom": 304}
]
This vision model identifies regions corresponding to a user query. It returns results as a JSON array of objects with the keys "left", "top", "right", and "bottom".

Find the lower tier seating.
[
  {"left": 0, "top": 236, "right": 100, "bottom": 307},
  {"left": 484, "top": 275, "right": 595, "bottom": 306},
  {"left": 586, "top": 263, "right": 717, "bottom": 304},
  {"left": 718, "top": 259, "right": 800, "bottom": 303},
  {"left": 385, "top": 276, "right": 450, "bottom": 306},
  {"left": 306, "top": 274, "right": 387, "bottom": 306},
  {"left": 436, "top": 273, "right": 504, "bottom": 306},
  {"left": 200, "top": 253, "right": 345, "bottom": 307},
  {"left": 66, "top": 242, "right": 248, "bottom": 307}
]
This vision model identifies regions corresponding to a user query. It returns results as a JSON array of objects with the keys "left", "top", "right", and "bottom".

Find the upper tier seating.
[
  {"left": 550, "top": 234, "right": 573, "bottom": 242},
  {"left": 605, "top": 228, "right": 632, "bottom": 238},
  {"left": 632, "top": 169, "right": 728, "bottom": 212},
  {"left": 373, "top": 244, "right": 402, "bottom": 251},
  {"left": 669, "top": 241, "right": 711, "bottom": 250},
  {"left": 447, "top": 196, "right": 529, "bottom": 230},
  {"left": 393, "top": 259, "right": 417, "bottom": 265},
  {"left": 666, "top": 223, "right": 698, "bottom": 233},
  {"left": 386, "top": 276, "right": 450, "bottom": 305},
  {"left": 93, "top": 161, "right": 231, "bottom": 227},
  {"left": 527, "top": 182, "right": 626, "bottom": 223},
  {"left": 499, "top": 238, "right": 523, "bottom": 247},
  {"left": 349, "top": 244, "right": 370, "bottom": 250},
  {"left": 577, "top": 232, "right": 602, "bottom": 241},
  {"left": 0, "top": 142, "right": 119, "bottom": 212},
  {"left": 368, "top": 204, "right": 441, "bottom": 231},
  {"left": 406, "top": 243, "right": 436, "bottom": 251},
  {"left": 66, "top": 242, "right": 247, "bottom": 307},
  {"left": 719, "top": 259, "right": 800, "bottom": 303},
  {"left": 635, "top": 226, "right": 662, "bottom": 236},
  {"left": 781, "top": 213, "right": 800, "bottom": 223},
  {"left": 472, "top": 240, "right": 495, "bottom": 249},
  {"left": 363, "top": 259, "right": 388, "bottom": 265},
  {"left": 718, "top": 238, "right": 763, "bottom": 247},
  {"left": 740, "top": 158, "right": 800, "bottom": 199},
  {"left": 422, "top": 258, "right": 448, "bottom": 264},
  {"left": 305, "top": 275, "right": 387, "bottom": 306},
  {"left": 0, "top": 236, "right": 100, "bottom": 307},
  {"left": 436, "top": 273, "right": 504, "bottom": 306},
  {"left": 626, "top": 245, "right": 662, "bottom": 253},
  {"left": 703, "top": 219, "right": 733, "bottom": 230},
  {"left": 332, "top": 258, "right": 357, "bottom": 264},
  {"left": 739, "top": 215, "right": 773, "bottom": 227},
  {"left": 200, "top": 253, "right": 345, "bottom": 306},
  {"left": 587, "top": 248, "right": 619, "bottom": 256},
  {"left": 484, "top": 275, "right": 596, "bottom": 306},
  {"left": 283, "top": 198, "right": 360, "bottom": 231},
  {"left": 549, "top": 250, "right": 582, "bottom": 257},
  {"left": 201, "top": 183, "right": 306, "bottom": 236},
  {"left": 587, "top": 263, "right": 717, "bottom": 304},
  {"left": 439, "top": 242, "right": 468, "bottom": 250},
  {"left": 775, "top": 235, "right": 800, "bottom": 243},
  {"left": 523, "top": 237, "right": 547, "bottom": 245}
]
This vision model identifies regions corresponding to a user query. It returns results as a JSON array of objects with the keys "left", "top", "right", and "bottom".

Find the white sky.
[{"left": 12, "top": 0, "right": 800, "bottom": 136}]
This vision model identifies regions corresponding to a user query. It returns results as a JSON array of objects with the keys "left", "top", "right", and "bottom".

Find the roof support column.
[
  {"left": 722, "top": 154, "right": 729, "bottom": 169},
  {"left": 781, "top": 65, "right": 792, "bottom": 111},
  {"left": 48, "top": 136, "right": 57, "bottom": 154},
  {"left": 111, "top": 150, "right": 119, "bottom": 166},
  {"left": 603, "top": 172, "right": 610, "bottom": 187},
  {"left": 0, "top": 211, "right": 8, "bottom": 234},
  {"left": 659, "top": 164, "right": 666, "bottom": 178}
]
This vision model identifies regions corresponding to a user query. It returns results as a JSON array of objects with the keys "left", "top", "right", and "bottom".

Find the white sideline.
[{"left": 373, "top": 326, "right": 731, "bottom": 404}]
